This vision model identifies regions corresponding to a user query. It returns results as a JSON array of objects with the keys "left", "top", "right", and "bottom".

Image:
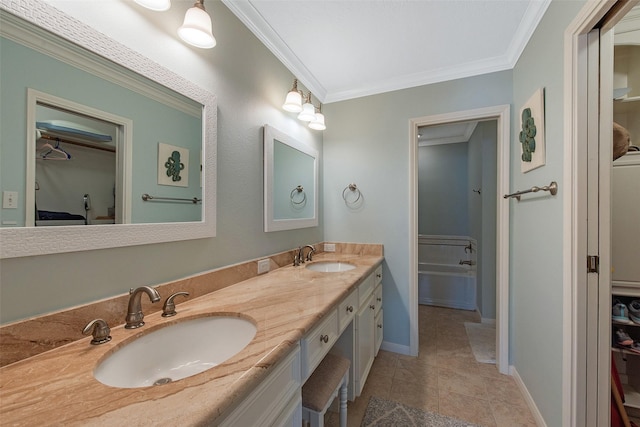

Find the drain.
[{"left": 153, "top": 377, "right": 173, "bottom": 386}]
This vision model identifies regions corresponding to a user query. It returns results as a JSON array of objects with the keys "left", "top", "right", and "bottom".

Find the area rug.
[
  {"left": 464, "top": 322, "right": 496, "bottom": 364},
  {"left": 361, "top": 396, "right": 479, "bottom": 426}
]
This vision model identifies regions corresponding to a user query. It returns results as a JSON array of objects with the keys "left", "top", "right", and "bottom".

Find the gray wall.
[
  {"left": 418, "top": 142, "right": 469, "bottom": 236},
  {"left": 0, "top": 1, "right": 323, "bottom": 323},
  {"left": 323, "top": 71, "right": 513, "bottom": 352},
  {"left": 467, "top": 121, "right": 497, "bottom": 320},
  {"left": 510, "top": 1, "right": 587, "bottom": 425}
]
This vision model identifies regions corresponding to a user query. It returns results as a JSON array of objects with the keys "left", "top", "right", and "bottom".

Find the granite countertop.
[{"left": 0, "top": 253, "right": 383, "bottom": 426}]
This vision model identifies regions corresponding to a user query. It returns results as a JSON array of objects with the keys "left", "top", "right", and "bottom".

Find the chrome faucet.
[
  {"left": 125, "top": 286, "right": 161, "bottom": 329},
  {"left": 459, "top": 260, "right": 476, "bottom": 266},
  {"left": 293, "top": 245, "right": 316, "bottom": 266}
]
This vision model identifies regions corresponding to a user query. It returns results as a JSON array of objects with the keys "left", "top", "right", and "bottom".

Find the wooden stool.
[{"left": 302, "top": 353, "right": 350, "bottom": 427}]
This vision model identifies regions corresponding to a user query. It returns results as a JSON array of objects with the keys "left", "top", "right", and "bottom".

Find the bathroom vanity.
[{"left": 0, "top": 246, "right": 383, "bottom": 426}]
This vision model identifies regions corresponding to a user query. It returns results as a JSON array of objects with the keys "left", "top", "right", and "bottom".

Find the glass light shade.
[
  {"left": 308, "top": 112, "right": 326, "bottom": 130},
  {"left": 134, "top": 0, "right": 171, "bottom": 11},
  {"left": 282, "top": 90, "right": 303, "bottom": 113},
  {"left": 297, "top": 102, "right": 316, "bottom": 122},
  {"left": 178, "top": 6, "right": 216, "bottom": 49}
]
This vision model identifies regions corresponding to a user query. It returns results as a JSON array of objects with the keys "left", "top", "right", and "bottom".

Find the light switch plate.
[
  {"left": 2, "top": 191, "right": 18, "bottom": 209},
  {"left": 257, "top": 259, "right": 270, "bottom": 275},
  {"left": 324, "top": 243, "right": 336, "bottom": 252}
]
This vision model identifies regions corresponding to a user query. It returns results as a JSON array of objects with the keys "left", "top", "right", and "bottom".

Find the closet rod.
[{"left": 38, "top": 133, "right": 116, "bottom": 153}]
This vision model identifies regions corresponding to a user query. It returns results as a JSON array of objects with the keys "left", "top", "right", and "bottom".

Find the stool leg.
[{"left": 339, "top": 376, "right": 348, "bottom": 427}]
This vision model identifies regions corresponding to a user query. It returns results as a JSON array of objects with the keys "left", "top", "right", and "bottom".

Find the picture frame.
[{"left": 519, "top": 88, "right": 546, "bottom": 173}]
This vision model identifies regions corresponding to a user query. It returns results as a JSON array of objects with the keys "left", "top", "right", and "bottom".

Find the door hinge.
[{"left": 587, "top": 255, "right": 599, "bottom": 273}]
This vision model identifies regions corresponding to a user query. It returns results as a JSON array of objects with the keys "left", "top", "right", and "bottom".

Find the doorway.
[{"left": 409, "top": 104, "right": 511, "bottom": 375}]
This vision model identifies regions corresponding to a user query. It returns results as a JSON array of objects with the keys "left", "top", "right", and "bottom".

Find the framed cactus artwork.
[{"left": 519, "top": 88, "right": 546, "bottom": 173}]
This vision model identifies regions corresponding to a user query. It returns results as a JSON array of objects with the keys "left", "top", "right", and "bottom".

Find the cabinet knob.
[
  {"left": 378, "top": 324, "right": 383, "bottom": 328},
  {"left": 376, "top": 274, "right": 382, "bottom": 278},
  {"left": 370, "top": 304, "right": 375, "bottom": 310},
  {"left": 346, "top": 305, "right": 354, "bottom": 313},
  {"left": 320, "top": 334, "right": 329, "bottom": 343},
  {"left": 377, "top": 297, "right": 382, "bottom": 302}
]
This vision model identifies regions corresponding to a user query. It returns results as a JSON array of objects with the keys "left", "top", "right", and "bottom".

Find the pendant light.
[
  {"left": 178, "top": 0, "right": 216, "bottom": 49},
  {"left": 134, "top": 0, "right": 171, "bottom": 11}
]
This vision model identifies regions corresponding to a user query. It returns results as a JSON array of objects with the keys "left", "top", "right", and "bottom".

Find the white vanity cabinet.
[
  {"left": 354, "top": 264, "right": 383, "bottom": 397},
  {"left": 219, "top": 344, "right": 302, "bottom": 427}
]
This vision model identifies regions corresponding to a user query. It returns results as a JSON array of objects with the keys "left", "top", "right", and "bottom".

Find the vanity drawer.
[
  {"left": 301, "top": 309, "right": 339, "bottom": 381},
  {"left": 373, "top": 264, "right": 383, "bottom": 286},
  {"left": 373, "top": 284, "right": 382, "bottom": 317},
  {"left": 358, "top": 272, "right": 375, "bottom": 307},
  {"left": 338, "top": 288, "right": 358, "bottom": 334},
  {"left": 375, "top": 309, "right": 383, "bottom": 356}
]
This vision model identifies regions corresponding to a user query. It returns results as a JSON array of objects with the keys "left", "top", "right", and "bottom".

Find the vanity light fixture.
[
  {"left": 134, "top": 0, "right": 171, "bottom": 12},
  {"left": 282, "top": 78, "right": 326, "bottom": 130},
  {"left": 178, "top": 0, "right": 217, "bottom": 49},
  {"left": 308, "top": 106, "right": 326, "bottom": 131},
  {"left": 297, "top": 92, "right": 316, "bottom": 122},
  {"left": 282, "top": 79, "right": 303, "bottom": 113}
]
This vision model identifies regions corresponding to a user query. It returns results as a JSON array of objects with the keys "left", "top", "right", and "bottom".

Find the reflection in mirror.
[
  {"left": 0, "top": 1, "right": 216, "bottom": 258},
  {"left": 264, "top": 125, "right": 318, "bottom": 232}
]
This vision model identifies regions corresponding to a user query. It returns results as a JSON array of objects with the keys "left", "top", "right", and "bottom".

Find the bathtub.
[{"left": 418, "top": 235, "right": 477, "bottom": 311}]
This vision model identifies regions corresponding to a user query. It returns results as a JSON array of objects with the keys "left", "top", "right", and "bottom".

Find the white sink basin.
[
  {"left": 94, "top": 315, "right": 256, "bottom": 388},
  {"left": 305, "top": 261, "right": 356, "bottom": 273}
]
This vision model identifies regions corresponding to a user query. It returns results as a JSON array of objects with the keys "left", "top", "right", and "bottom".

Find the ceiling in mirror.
[{"left": 0, "top": 0, "right": 217, "bottom": 258}]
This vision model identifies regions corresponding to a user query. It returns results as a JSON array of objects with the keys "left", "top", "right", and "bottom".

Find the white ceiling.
[{"left": 223, "top": 0, "right": 551, "bottom": 104}]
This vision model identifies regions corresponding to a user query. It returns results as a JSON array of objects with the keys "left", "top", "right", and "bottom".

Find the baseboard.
[
  {"left": 510, "top": 365, "right": 547, "bottom": 427},
  {"left": 380, "top": 340, "right": 412, "bottom": 356},
  {"left": 481, "top": 317, "right": 496, "bottom": 325}
]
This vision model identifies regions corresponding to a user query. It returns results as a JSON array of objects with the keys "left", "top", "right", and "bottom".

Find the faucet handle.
[
  {"left": 82, "top": 319, "right": 111, "bottom": 345},
  {"left": 162, "top": 292, "right": 190, "bottom": 317}
]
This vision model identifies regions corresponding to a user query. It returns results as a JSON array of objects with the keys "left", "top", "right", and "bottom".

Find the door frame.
[
  {"left": 563, "top": 1, "right": 637, "bottom": 425},
  {"left": 409, "top": 104, "right": 511, "bottom": 375}
]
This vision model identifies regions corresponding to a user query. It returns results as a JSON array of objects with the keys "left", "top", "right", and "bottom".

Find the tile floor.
[{"left": 325, "top": 304, "right": 538, "bottom": 426}]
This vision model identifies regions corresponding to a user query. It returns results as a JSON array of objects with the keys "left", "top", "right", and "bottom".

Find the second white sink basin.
[
  {"left": 305, "top": 261, "right": 356, "bottom": 272},
  {"left": 94, "top": 315, "right": 256, "bottom": 388}
]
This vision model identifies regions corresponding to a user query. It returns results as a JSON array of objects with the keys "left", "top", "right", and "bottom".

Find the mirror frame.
[
  {"left": 0, "top": 0, "right": 217, "bottom": 259},
  {"left": 263, "top": 125, "right": 318, "bottom": 232}
]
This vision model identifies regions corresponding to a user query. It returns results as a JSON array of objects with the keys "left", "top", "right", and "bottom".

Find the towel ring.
[
  {"left": 342, "top": 183, "right": 362, "bottom": 204},
  {"left": 290, "top": 185, "right": 307, "bottom": 205}
]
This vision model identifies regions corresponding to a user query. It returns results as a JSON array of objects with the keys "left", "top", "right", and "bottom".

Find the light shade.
[
  {"left": 178, "top": 2, "right": 216, "bottom": 49},
  {"left": 134, "top": 0, "right": 171, "bottom": 11},
  {"left": 309, "top": 112, "right": 326, "bottom": 130},
  {"left": 297, "top": 102, "right": 316, "bottom": 122},
  {"left": 283, "top": 90, "right": 302, "bottom": 113}
]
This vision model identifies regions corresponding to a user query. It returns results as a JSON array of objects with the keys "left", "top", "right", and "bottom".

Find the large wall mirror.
[
  {"left": 264, "top": 125, "right": 318, "bottom": 232},
  {"left": 0, "top": 0, "right": 217, "bottom": 258}
]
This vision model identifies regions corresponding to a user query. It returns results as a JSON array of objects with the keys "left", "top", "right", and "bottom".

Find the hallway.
[{"left": 327, "top": 305, "right": 536, "bottom": 426}]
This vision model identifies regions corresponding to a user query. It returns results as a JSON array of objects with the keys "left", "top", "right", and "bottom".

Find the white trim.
[
  {"left": 0, "top": 0, "right": 217, "bottom": 259},
  {"left": 510, "top": 365, "right": 548, "bottom": 427},
  {"left": 563, "top": 2, "right": 615, "bottom": 425},
  {"left": 222, "top": 0, "right": 550, "bottom": 104},
  {"left": 380, "top": 340, "right": 412, "bottom": 356},
  {"left": 409, "top": 104, "right": 510, "bottom": 374},
  {"left": 481, "top": 317, "right": 496, "bottom": 325}
]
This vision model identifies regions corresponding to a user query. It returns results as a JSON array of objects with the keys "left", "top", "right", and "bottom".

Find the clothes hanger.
[{"left": 39, "top": 139, "right": 71, "bottom": 160}]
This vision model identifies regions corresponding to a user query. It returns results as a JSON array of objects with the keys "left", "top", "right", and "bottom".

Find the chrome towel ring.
[
  {"left": 290, "top": 185, "right": 307, "bottom": 205},
  {"left": 342, "top": 183, "right": 362, "bottom": 205}
]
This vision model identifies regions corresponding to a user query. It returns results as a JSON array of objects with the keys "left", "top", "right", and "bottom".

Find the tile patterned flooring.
[{"left": 326, "top": 305, "right": 538, "bottom": 426}]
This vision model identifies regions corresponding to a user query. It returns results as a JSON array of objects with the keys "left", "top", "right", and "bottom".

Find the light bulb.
[{"left": 283, "top": 90, "right": 302, "bottom": 113}]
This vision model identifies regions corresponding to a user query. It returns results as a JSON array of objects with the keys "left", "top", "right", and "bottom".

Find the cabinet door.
[
  {"left": 375, "top": 309, "right": 383, "bottom": 356},
  {"left": 355, "top": 292, "right": 375, "bottom": 397}
]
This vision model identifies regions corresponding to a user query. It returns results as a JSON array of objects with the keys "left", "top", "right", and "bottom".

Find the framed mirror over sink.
[
  {"left": 263, "top": 125, "right": 318, "bottom": 232},
  {"left": 0, "top": 0, "right": 217, "bottom": 259}
]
